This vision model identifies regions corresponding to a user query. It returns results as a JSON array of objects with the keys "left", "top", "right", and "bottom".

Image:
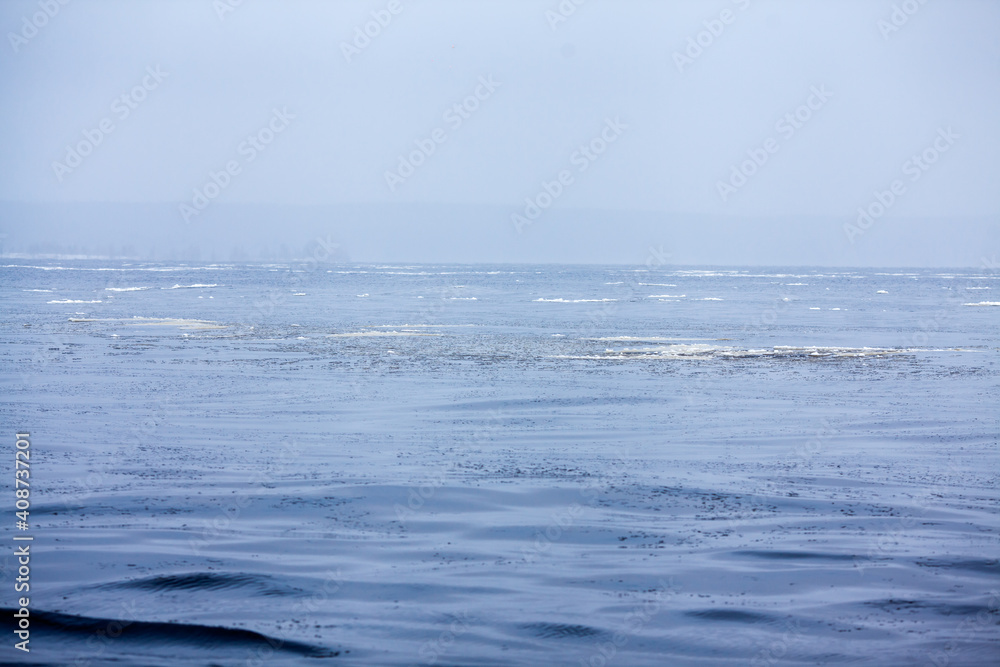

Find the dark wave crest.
[{"left": 3, "top": 608, "right": 341, "bottom": 661}]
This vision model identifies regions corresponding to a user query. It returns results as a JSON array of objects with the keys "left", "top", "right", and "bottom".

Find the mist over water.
[{"left": 1, "top": 1, "right": 999, "bottom": 265}]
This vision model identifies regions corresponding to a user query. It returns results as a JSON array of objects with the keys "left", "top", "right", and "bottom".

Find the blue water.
[{"left": 2, "top": 261, "right": 998, "bottom": 665}]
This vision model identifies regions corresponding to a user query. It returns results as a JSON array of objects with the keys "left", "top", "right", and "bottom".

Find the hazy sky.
[{"left": 1, "top": 0, "right": 997, "bottom": 264}]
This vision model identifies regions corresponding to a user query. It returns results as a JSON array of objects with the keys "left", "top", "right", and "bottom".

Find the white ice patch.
[
  {"left": 534, "top": 298, "right": 617, "bottom": 303},
  {"left": 326, "top": 331, "right": 443, "bottom": 337},
  {"left": 369, "top": 324, "right": 474, "bottom": 328},
  {"left": 67, "top": 316, "right": 226, "bottom": 329},
  {"left": 554, "top": 344, "right": 909, "bottom": 361},
  {"left": 586, "top": 336, "right": 716, "bottom": 342},
  {"left": 127, "top": 317, "right": 227, "bottom": 329}
]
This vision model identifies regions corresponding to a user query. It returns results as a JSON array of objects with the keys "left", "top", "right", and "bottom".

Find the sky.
[{"left": 0, "top": 0, "right": 997, "bottom": 265}]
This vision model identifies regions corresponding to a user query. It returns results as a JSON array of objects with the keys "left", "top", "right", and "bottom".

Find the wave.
[
  {"left": 97, "top": 572, "right": 300, "bottom": 596},
  {"left": 964, "top": 301, "right": 1000, "bottom": 306},
  {"left": 520, "top": 622, "right": 606, "bottom": 639},
  {"left": 4, "top": 607, "right": 340, "bottom": 658}
]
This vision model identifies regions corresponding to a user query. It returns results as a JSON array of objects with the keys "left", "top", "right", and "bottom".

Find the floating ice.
[
  {"left": 553, "top": 344, "right": 910, "bottom": 361},
  {"left": 534, "top": 298, "right": 617, "bottom": 303},
  {"left": 326, "top": 331, "right": 442, "bottom": 337}
]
